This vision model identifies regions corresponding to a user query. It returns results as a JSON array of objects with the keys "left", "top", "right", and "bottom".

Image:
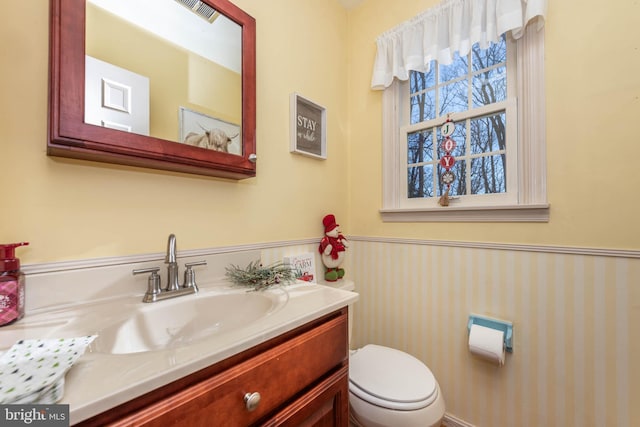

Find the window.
[
  {"left": 380, "top": 26, "right": 549, "bottom": 222},
  {"left": 404, "top": 34, "right": 517, "bottom": 206}
]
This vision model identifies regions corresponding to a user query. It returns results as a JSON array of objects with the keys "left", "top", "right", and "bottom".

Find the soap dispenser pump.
[{"left": 0, "top": 242, "right": 29, "bottom": 326}]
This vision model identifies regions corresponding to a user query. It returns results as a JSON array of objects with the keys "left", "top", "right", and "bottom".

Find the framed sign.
[{"left": 290, "top": 93, "right": 326, "bottom": 159}]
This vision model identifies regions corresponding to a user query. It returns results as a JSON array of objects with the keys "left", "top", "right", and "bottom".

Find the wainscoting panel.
[{"left": 344, "top": 239, "right": 639, "bottom": 427}]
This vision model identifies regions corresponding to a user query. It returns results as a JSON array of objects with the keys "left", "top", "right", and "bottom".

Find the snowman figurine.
[{"left": 318, "top": 214, "right": 348, "bottom": 282}]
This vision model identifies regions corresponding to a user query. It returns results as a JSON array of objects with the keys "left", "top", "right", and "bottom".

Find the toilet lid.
[{"left": 349, "top": 344, "right": 438, "bottom": 411}]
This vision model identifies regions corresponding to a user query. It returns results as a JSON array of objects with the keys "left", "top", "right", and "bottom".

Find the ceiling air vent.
[{"left": 174, "top": 0, "right": 220, "bottom": 23}]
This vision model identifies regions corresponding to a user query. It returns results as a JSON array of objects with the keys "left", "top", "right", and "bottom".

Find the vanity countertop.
[{"left": 0, "top": 281, "right": 358, "bottom": 424}]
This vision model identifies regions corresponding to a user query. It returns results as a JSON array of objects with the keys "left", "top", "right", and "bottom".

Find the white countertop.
[{"left": 1, "top": 280, "right": 358, "bottom": 424}]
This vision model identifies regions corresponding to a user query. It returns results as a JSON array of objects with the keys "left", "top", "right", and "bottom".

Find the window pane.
[
  {"left": 437, "top": 120, "right": 466, "bottom": 157},
  {"left": 437, "top": 160, "right": 466, "bottom": 196},
  {"left": 408, "top": 130, "right": 433, "bottom": 164},
  {"left": 408, "top": 165, "right": 434, "bottom": 198},
  {"left": 472, "top": 67, "right": 506, "bottom": 107},
  {"left": 471, "top": 155, "right": 506, "bottom": 194},
  {"left": 472, "top": 36, "right": 506, "bottom": 71},
  {"left": 410, "top": 90, "right": 436, "bottom": 123},
  {"left": 470, "top": 112, "right": 506, "bottom": 155},
  {"left": 410, "top": 68, "right": 436, "bottom": 93},
  {"left": 439, "top": 51, "right": 467, "bottom": 83},
  {"left": 403, "top": 34, "right": 514, "bottom": 205},
  {"left": 439, "top": 80, "right": 468, "bottom": 114}
]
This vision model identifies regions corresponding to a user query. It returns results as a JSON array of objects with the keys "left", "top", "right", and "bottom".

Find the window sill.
[{"left": 379, "top": 204, "right": 550, "bottom": 222}]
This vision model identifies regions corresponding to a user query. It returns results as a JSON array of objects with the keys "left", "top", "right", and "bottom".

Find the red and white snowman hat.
[{"left": 322, "top": 214, "right": 339, "bottom": 233}]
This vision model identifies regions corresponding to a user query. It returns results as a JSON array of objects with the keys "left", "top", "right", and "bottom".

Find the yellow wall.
[
  {"left": 346, "top": 0, "right": 640, "bottom": 250},
  {"left": 0, "top": 0, "right": 350, "bottom": 264},
  {"left": 4, "top": 1, "right": 637, "bottom": 260}
]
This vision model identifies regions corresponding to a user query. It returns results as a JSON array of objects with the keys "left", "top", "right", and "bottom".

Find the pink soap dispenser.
[{"left": 0, "top": 242, "right": 29, "bottom": 326}]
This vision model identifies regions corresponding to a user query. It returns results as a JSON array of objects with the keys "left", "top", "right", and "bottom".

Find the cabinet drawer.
[{"left": 110, "top": 311, "right": 348, "bottom": 426}]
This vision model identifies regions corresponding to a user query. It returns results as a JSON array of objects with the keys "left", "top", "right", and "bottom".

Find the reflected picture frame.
[
  {"left": 179, "top": 107, "right": 242, "bottom": 155},
  {"left": 289, "top": 93, "right": 326, "bottom": 159}
]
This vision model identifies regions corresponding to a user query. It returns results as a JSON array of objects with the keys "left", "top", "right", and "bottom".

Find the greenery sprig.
[{"left": 225, "top": 260, "right": 296, "bottom": 291}]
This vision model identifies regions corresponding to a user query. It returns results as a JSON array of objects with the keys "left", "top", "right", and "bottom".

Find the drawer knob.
[{"left": 243, "top": 392, "right": 261, "bottom": 411}]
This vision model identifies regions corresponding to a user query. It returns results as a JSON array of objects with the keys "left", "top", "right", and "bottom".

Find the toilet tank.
[{"left": 320, "top": 279, "right": 356, "bottom": 346}]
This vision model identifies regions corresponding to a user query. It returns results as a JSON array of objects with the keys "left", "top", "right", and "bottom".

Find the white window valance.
[{"left": 371, "top": 0, "right": 547, "bottom": 90}]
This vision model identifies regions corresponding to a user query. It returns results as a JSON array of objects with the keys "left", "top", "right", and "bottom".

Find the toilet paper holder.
[{"left": 467, "top": 314, "right": 513, "bottom": 353}]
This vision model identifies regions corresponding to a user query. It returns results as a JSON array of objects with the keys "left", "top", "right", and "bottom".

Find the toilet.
[
  {"left": 349, "top": 344, "right": 445, "bottom": 427},
  {"left": 335, "top": 280, "right": 445, "bottom": 427}
]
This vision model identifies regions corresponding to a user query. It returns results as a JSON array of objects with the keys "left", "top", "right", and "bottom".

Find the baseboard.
[{"left": 443, "top": 413, "right": 476, "bottom": 427}]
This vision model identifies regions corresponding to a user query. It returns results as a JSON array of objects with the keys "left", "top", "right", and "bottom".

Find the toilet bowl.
[
  {"left": 348, "top": 344, "right": 445, "bottom": 427},
  {"left": 328, "top": 279, "right": 445, "bottom": 427}
]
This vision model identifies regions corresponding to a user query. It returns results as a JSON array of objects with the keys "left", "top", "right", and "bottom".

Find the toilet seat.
[{"left": 349, "top": 344, "right": 438, "bottom": 411}]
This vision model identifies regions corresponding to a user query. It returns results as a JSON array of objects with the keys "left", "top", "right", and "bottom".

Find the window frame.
[
  {"left": 401, "top": 99, "right": 519, "bottom": 208},
  {"left": 380, "top": 26, "right": 549, "bottom": 222}
]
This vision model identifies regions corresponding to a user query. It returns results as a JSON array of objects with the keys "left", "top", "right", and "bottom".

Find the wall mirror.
[{"left": 49, "top": 0, "right": 256, "bottom": 179}]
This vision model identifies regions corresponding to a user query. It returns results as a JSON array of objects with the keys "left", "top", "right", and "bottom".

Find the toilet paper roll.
[{"left": 468, "top": 324, "right": 505, "bottom": 366}]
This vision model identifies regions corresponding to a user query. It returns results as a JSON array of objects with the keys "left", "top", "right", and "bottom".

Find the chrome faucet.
[{"left": 132, "top": 234, "right": 207, "bottom": 303}]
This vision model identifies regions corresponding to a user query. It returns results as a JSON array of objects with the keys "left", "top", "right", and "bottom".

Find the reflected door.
[{"left": 85, "top": 55, "right": 150, "bottom": 134}]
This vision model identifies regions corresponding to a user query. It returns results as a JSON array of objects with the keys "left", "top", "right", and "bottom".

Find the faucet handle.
[
  {"left": 133, "top": 267, "right": 162, "bottom": 303},
  {"left": 183, "top": 260, "right": 207, "bottom": 291}
]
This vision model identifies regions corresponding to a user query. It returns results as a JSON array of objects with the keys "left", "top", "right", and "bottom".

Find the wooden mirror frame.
[{"left": 48, "top": 0, "right": 256, "bottom": 179}]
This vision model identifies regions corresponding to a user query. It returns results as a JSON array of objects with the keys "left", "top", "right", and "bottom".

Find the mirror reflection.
[{"left": 85, "top": 0, "right": 243, "bottom": 155}]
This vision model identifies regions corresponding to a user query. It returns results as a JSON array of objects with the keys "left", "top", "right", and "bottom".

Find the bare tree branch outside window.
[{"left": 407, "top": 35, "right": 508, "bottom": 200}]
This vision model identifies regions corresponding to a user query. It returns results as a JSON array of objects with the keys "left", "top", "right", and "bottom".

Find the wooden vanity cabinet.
[{"left": 77, "top": 308, "right": 350, "bottom": 427}]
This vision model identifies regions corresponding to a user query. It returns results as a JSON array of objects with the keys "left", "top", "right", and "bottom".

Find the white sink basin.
[{"left": 92, "top": 290, "right": 288, "bottom": 354}]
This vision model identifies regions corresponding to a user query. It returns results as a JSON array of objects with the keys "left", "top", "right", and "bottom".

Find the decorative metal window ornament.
[{"left": 438, "top": 114, "right": 457, "bottom": 207}]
